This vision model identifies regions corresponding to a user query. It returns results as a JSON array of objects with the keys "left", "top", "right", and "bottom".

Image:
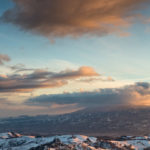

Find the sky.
[{"left": 0, "top": 0, "right": 150, "bottom": 117}]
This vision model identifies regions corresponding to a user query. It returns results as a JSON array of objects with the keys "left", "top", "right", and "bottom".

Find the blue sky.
[
  {"left": 1, "top": 19, "right": 150, "bottom": 81},
  {"left": 0, "top": 0, "right": 150, "bottom": 117}
]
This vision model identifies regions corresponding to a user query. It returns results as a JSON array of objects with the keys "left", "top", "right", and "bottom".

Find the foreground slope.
[{"left": 0, "top": 132, "right": 150, "bottom": 150}]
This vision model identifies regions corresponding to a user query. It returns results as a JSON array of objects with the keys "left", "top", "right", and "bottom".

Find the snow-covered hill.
[{"left": 0, "top": 132, "right": 150, "bottom": 150}]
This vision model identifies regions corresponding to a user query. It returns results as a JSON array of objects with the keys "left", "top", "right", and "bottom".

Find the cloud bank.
[
  {"left": 1, "top": 82, "right": 150, "bottom": 117},
  {"left": 26, "top": 82, "right": 150, "bottom": 108},
  {"left": 1, "top": 0, "right": 150, "bottom": 37}
]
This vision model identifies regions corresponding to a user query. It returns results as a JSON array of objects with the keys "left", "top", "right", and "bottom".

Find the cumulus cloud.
[
  {"left": 1, "top": 0, "right": 150, "bottom": 37},
  {"left": 0, "top": 54, "right": 10, "bottom": 65},
  {"left": 26, "top": 82, "right": 150, "bottom": 108},
  {"left": 0, "top": 66, "right": 101, "bottom": 93}
]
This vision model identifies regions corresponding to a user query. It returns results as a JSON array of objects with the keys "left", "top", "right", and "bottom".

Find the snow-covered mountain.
[{"left": 0, "top": 132, "right": 150, "bottom": 150}]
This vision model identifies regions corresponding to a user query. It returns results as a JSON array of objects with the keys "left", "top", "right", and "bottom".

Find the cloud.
[
  {"left": 0, "top": 54, "right": 10, "bottom": 65},
  {"left": 26, "top": 82, "right": 150, "bottom": 108},
  {"left": 0, "top": 66, "right": 101, "bottom": 93},
  {"left": 1, "top": 0, "right": 150, "bottom": 37},
  {"left": 50, "top": 66, "right": 99, "bottom": 79},
  {"left": 1, "top": 82, "right": 150, "bottom": 117},
  {"left": 9, "top": 64, "right": 34, "bottom": 73},
  {"left": 78, "top": 76, "right": 115, "bottom": 83}
]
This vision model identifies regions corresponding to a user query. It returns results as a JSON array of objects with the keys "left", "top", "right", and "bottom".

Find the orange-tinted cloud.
[
  {"left": 1, "top": 0, "right": 150, "bottom": 37},
  {"left": 0, "top": 66, "right": 100, "bottom": 93},
  {"left": 52, "top": 66, "right": 99, "bottom": 80}
]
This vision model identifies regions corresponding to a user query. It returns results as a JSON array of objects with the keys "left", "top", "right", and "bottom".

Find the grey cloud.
[
  {"left": 26, "top": 82, "right": 150, "bottom": 108},
  {"left": 1, "top": 0, "right": 150, "bottom": 37},
  {"left": 9, "top": 64, "right": 34, "bottom": 73},
  {"left": 136, "top": 82, "right": 150, "bottom": 89}
]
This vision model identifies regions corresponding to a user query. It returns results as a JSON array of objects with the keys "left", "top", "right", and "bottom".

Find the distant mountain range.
[
  {"left": 0, "top": 132, "right": 150, "bottom": 150},
  {"left": 0, "top": 106, "right": 150, "bottom": 137}
]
